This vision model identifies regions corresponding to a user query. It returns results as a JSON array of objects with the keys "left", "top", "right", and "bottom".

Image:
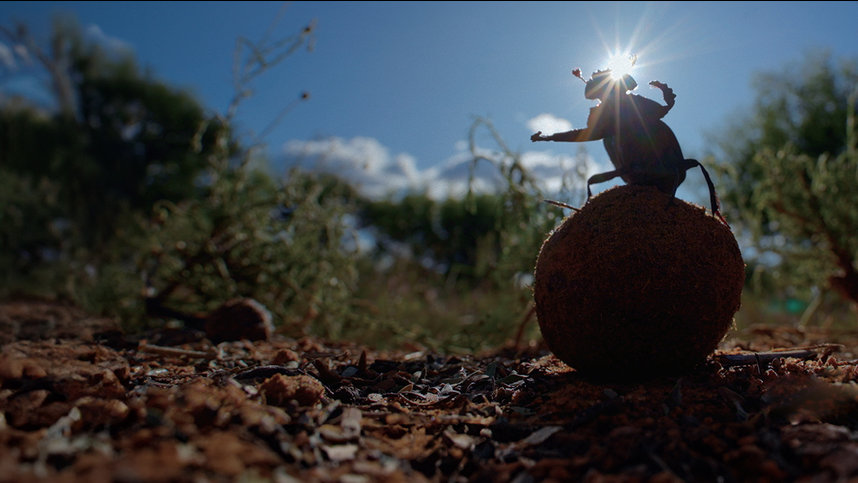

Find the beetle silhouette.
[{"left": 531, "top": 67, "right": 726, "bottom": 224}]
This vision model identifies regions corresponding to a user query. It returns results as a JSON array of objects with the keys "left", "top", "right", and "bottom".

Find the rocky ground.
[{"left": 2, "top": 299, "right": 858, "bottom": 482}]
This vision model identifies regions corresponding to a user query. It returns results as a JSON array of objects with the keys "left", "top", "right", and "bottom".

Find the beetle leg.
[
  {"left": 684, "top": 159, "right": 728, "bottom": 224},
  {"left": 586, "top": 170, "right": 623, "bottom": 199},
  {"left": 649, "top": 81, "right": 676, "bottom": 118}
]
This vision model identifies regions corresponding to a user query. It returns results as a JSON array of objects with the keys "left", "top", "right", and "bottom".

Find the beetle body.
[
  {"left": 590, "top": 88, "right": 684, "bottom": 194},
  {"left": 532, "top": 69, "right": 725, "bottom": 223}
]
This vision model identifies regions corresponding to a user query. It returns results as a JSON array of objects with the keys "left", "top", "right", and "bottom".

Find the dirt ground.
[{"left": 3, "top": 299, "right": 858, "bottom": 482}]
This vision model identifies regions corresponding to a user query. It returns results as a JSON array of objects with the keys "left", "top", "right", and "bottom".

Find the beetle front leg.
[{"left": 649, "top": 80, "right": 676, "bottom": 114}]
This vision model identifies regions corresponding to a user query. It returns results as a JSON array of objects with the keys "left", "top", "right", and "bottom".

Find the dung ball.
[{"left": 533, "top": 185, "right": 744, "bottom": 380}]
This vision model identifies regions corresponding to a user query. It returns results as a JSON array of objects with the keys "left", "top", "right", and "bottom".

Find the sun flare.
[{"left": 605, "top": 52, "right": 637, "bottom": 80}]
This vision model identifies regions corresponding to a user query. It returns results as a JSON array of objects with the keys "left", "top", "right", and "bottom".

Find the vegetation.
[
  {"left": 1, "top": 18, "right": 229, "bottom": 248},
  {"left": 0, "top": 17, "right": 362, "bottom": 338},
  {"left": 0, "top": 16, "right": 573, "bottom": 351},
  {"left": 3, "top": 16, "right": 857, "bottom": 351},
  {"left": 707, "top": 50, "right": 858, "bottom": 324},
  {"left": 1, "top": 17, "right": 228, "bottom": 299},
  {"left": 352, "top": 119, "right": 570, "bottom": 350}
]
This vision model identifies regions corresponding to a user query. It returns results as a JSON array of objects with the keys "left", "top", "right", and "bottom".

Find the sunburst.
[{"left": 605, "top": 52, "right": 637, "bottom": 80}]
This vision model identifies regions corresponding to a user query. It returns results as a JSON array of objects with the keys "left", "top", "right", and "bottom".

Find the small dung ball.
[
  {"left": 204, "top": 298, "right": 273, "bottom": 344},
  {"left": 533, "top": 185, "right": 744, "bottom": 380}
]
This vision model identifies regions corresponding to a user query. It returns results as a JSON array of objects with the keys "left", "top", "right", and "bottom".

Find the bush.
[{"left": 125, "top": 164, "right": 361, "bottom": 336}]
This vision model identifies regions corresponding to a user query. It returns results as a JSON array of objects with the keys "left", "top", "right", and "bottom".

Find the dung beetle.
[{"left": 531, "top": 66, "right": 726, "bottom": 224}]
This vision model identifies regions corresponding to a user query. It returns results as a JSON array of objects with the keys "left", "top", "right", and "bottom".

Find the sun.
[{"left": 605, "top": 52, "right": 637, "bottom": 80}]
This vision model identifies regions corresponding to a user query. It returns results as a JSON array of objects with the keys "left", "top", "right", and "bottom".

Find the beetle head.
[{"left": 578, "top": 69, "right": 638, "bottom": 100}]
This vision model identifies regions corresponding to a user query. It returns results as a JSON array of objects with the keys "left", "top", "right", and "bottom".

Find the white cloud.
[
  {"left": 282, "top": 136, "right": 419, "bottom": 199},
  {"left": 12, "top": 44, "right": 29, "bottom": 64},
  {"left": 85, "top": 24, "right": 133, "bottom": 54},
  {"left": 527, "top": 113, "right": 573, "bottom": 136},
  {"left": 280, "top": 134, "right": 606, "bottom": 205},
  {"left": 0, "top": 43, "right": 15, "bottom": 70}
]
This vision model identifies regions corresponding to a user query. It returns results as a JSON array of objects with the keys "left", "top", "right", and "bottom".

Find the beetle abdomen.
[{"left": 605, "top": 120, "right": 686, "bottom": 195}]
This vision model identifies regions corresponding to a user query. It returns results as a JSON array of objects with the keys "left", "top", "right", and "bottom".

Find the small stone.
[
  {"left": 204, "top": 298, "right": 273, "bottom": 344},
  {"left": 272, "top": 349, "right": 300, "bottom": 365},
  {"left": 259, "top": 373, "right": 325, "bottom": 407}
]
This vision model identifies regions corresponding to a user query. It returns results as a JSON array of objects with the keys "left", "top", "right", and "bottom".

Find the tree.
[
  {"left": 707, "top": 50, "right": 858, "bottom": 308},
  {"left": 1, "top": 17, "right": 229, "bottom": 249},
  {"left": 0, "top": 14, "right": 364, "bottom": 341},
  {"left": 748, "top": 109, "right": 858, "bottom": 305}
]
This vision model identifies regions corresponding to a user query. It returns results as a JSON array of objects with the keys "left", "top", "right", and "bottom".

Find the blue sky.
[{"left": 2, "top": 1, "right": 858, "bottom": 203}]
